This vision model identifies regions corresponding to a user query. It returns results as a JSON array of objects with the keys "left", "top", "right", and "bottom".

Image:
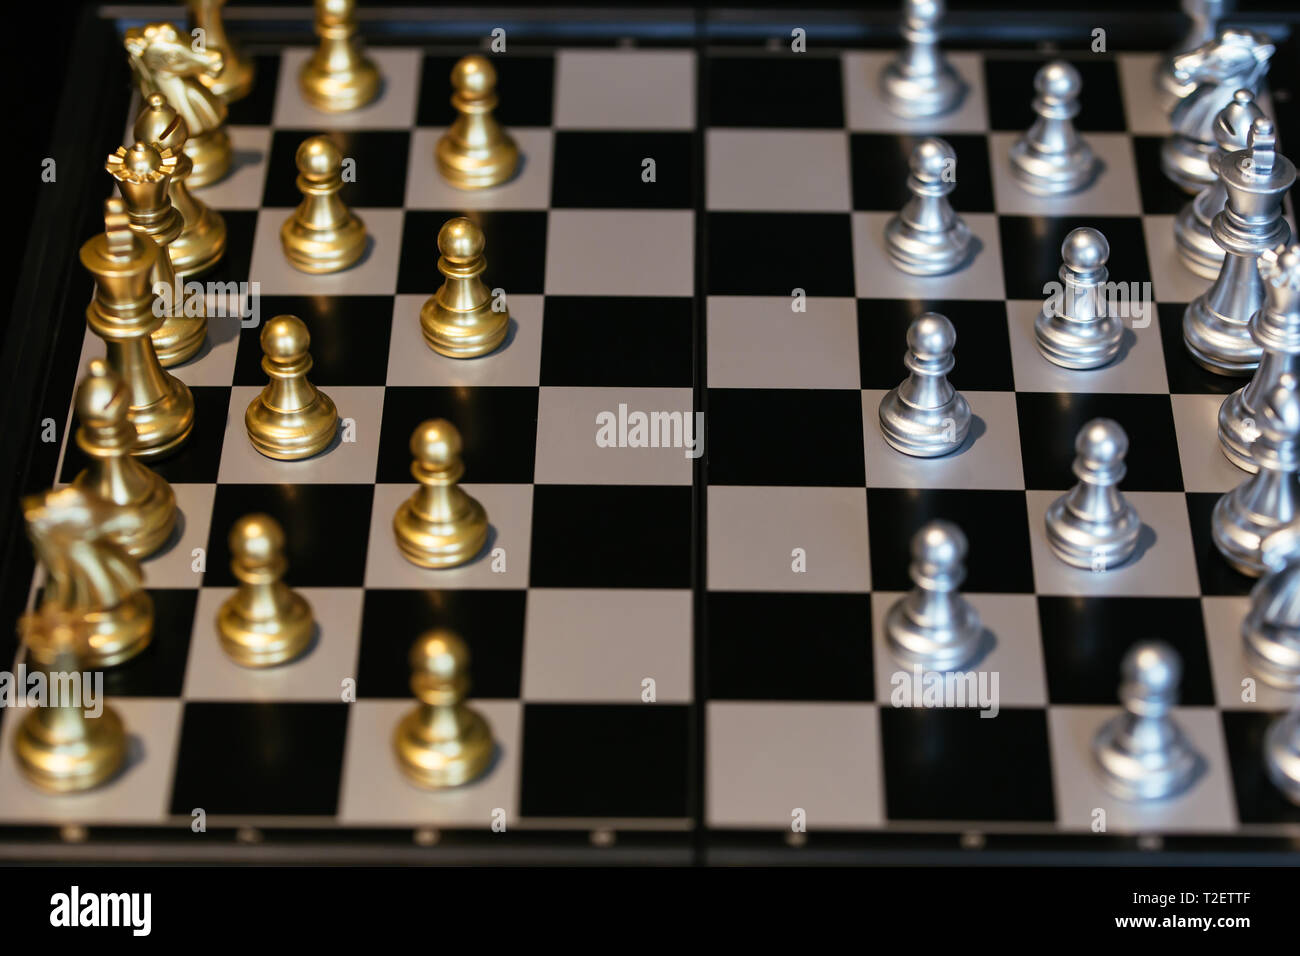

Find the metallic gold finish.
[
  {"left": 217, "top": 514, "right": 314, "bottom": 667},
  {"left": 81, "top": 199, "right": 194, "bottom": 460},
  {"left": 187, "top": 0, "right": 255, "bottom": 103},
  {"left": 420, "top": 218, "right": 509, "bottom": 358},
  {"left": 393, "top": 419, "right": 489, "bottom": 568},
  {"left": 24, "top": 485, "right": 154, "bottom": 669},
  {"left": 245, "top": 315, "right": 339, "bottom": 460},
  {"left": 14, "top": 610, "right": 128, "bottom": 794},
  {"left": 134, "top": 92, "right": 227, "bottom": 278},
  {"left": 71, "top": 359, "right": 177, "bottom": 559},
  {"left": 435, "top": 55, "right": 519, "bottom": 189},
  {"left": 281, "top": 136, "right": 367, "bottom": 273},
  {"left": 108, "top": 142, "right": 207, "bottom": 366},
  {"left": 299, "top": 0, "right": 380, "bottom": 113},
  {"left": 393, "top": 629, "right": 495, "bottom": 789},
  {"left": 125, "top": 22, "right": 231, "bottom": 187}
]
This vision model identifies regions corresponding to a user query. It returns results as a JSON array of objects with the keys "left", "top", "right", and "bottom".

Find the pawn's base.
[
  {"left": 436, "top": 133, "right": 519, "bottom": 190},
  {"left": 883, "top": 214, "right": 973, "bottom": 276},
  {"left": 73, "top": 472, "right": 176, "bottom": 560},
  {"left": 126, "top": 373, "right": 195, "bottom": 461},
  {"left": 393, "top": 704, "right": 495, "bottom": 789},
  {"left": 299, "top": 59, "right": 381, "bottom": 113},
  {"left": 218, "top": 589, "right": 314, "bottom": 668},
  {"left": 1173, "top": 199, "right": 1224, "bottom": 280},
  {"left": 1244, "top": 620, "right": 1300, "bottom": 690},
  {"left": 1034, "top": 311, "right": 1124, "bottom": 370},
  {"left": 1264, "top": 713, "right": 1300, "bottom": 805},
  {"left": 884, "top": 595, "right": 982, "bottom": 672},
  {"left": 420, "top": 299, "right": 509, "bottom": 358},
  {"left": 151, "top": 314, "right": 208, "bottom": 368},
  {"left": 393, "top": 494, "right": 489, "bottom": 569},
  {"left": 1217, "top": 387, "right": 1261, "bottom": 474},
  {"left": 1009, "top": 138, "right": 1098, "bottom": 196},
  {"left": 878, "top": 388, "right": 971, "bottom": 458},
  {"left": 879, "top": 62, "right": 966, "bottom": 120},
  {"left": 1182, "top": 298, "right": 1261, "bottom": 377},
  {"left": 1044, "top": 495, "right": 1141, "bottom": 571},
  {"left": 170, "top": 205, "right": 227, "bottom": 278},
  {"left": 185, "top": 129, "right": 233, "bottom": 189},
  {"left": 1212, "top": 490, "right": 1284, "bottom": 577},
  {"left": 281, "top": 213, "right": 368, "bottom": 274},
  {"left": 14, "top": 704, "right": 128, "bottom": 794},
  {"left": 245, "top": 390, "right": 339, "bottom": 461},
  {"left": 1093, "top": 714, "right": 1205, "bottom": 801},
  {"left": 1161, "top": 136, "right": 1216, "bottom": 194},
  {"left": 75, "top": 589, "right": 154, "bottom": 669}
]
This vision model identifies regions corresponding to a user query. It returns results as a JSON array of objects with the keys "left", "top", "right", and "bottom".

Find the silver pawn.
[
  {"left": 1183, "top": 118, "right": 1294, "bottom": 376},
  {"left": 1155, "top": 0, "right": 1229, "bottom": 104},
  {"left": 884, "top": 137, "right": 973, "bottom": 276},
  {"left": 1174, "top": 89, "right": 1264, "bottom": 279},
  {"left": 1218, "top": 244, "right": 1300, "bottom": 472},
  {"left": 885, "top": 521, "right": 983, "bottom": 672},
  {"left": 878, "top": 313, "right": 971, "bottom": 458},
  {"left": 1045, "top": 419, "right": 1141, "bottom": 571},
  {"left": 1213, "top": 380, "right": 1300, "bottom": 577},
  {"left": 1009, "top": 60, "right": 1097, "bottom": 196},
  {"left": 880, "top": 0, "right": 966, "bottom": 120},
  {"left": 1241, "top": 530, "right": 1300, "bottom": 690},
  {"left": 1093, "top": 641, "right": 1205, "bottom": 801},
  {"left": 1264, "top": 710, "right": 1300, "bottom": 805},
  {"left": 1035, "top": 227, "right": 1124, "bottom": 369}
]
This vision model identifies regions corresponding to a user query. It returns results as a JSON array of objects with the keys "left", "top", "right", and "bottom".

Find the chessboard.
[{"left": 1, "top": 4, "right": 1299, "bottom": 865}]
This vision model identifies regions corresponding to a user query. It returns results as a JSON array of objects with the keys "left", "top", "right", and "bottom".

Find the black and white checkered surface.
[{"left": 1, "top": 34, "right": 1298, "bottom": 855}]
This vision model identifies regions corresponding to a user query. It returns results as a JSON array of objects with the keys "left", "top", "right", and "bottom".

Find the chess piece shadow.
[
  {"left": 229, "top": 146, "right": 263, "bottom": 176},
  {"left": 143, "top": 507, "right": 187, "bottom": 563},
  {"left": 121, "top": 733, "right": 147, "bottom": 778},
  {"left": 1120, "top": 522, "right": 1159, "bottom": 569},
  {"left": 1111, "top": 326, "right": 1138, "bottom": 365},
  {"left": 956, "top": 627, "right": 998, "bottom": 672},
  {"left": 944, "top": 413, "right": 986, "bottom": 457},
  {"left": 345, "top": 234, "right": 376, "bottom": 271}
]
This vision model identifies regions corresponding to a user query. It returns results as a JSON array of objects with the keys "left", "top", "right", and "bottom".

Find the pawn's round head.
[
  {"left": 907, "top": 312, "right": 956, "bottom": 361},
  {"left": 912, "top": 520, "right": 967, "bottom": 570},
  {"left": 133, "top": 92, "right": 186, "bottom": 150},
  {"left": 411, "top": 418, "right": 463, "bottom": 470},
  {"left": 228, "top": 513, "right": 285, "bottom": 571},
  {"left": 1259, "top": 243, "right": 1300, "bottom": 290},
  {"left": 905, "top": 0, "right": 944, "bottom": 23},
  {"left": 1076, "top": 417, "right": 1128, "bottom": 469},
  {"left": 125, "top": 141, "right": 163, "bottom": 178},
  {"left": 296, "top": 136, "right": 342, "bottom": 181},
  {"left": 451, "top": 55, "right": 496, "bottom": 97},
  {"left": 1036, "top": 60, "right": 1082, "bottom": 101},
  {"left": 318, "top": 0, "right": 352, "bottom": 27},
  {"left": 1061, "top": 227, "right": 1109, "bottom": 273},
  {"left": 910, "top": 137, "right": 955, "bottom": 183},
  {"left": 410, "top": 628, "right": 470, "bottom": 682},
  {"left": 261, "top": 315, "right": 310, "bottom": 363},
  {"left": 75, "top": 358, "right": 128, "bottom": 428},
  {"left": 1122, "top": 641, "right": 1182, "bottom": 698},
  {"left": 437, "top": 217, "right": 485, "bottom": 263}
]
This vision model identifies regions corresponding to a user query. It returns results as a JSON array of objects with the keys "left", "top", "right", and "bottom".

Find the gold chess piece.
[
  {"left": 14, "top": 609, "right": 128, "bottom": 794},
  {"left": 125, "top": 21, "right": 231, "bottom": 187},
  {"left": 25, "top": 485, "right": 154, "bottom": 669},
  {"left": 71, "top": 359, "right": 177, "bottom": 559},
  {"left": 217, "top": 514, "right": 314, "bottom": 667},
  {"left": 393, "top": 419, "right": 489, "bottom": 568},
  {"left": 81, "top": 198, "right": 194, "bottom": 460},
  {"left": 299, "top": 0, "right": 381, "bottom": 113},
  {"left": 393, "top": 629, "right": 495, "bottom": 789},
  {"left": 107, "top": 141, "right": 207, "bottom": 366},
  {"left": 420, "top": 218, "right": 509, "bottom": 358},
  {"left": 134, "top": 92, "right": 227, "bottom": 277},
  {"left": 245, "top": 314, "right": 339, "bottom": 460},
  {"left": 281, "top": 136, "right": 368, "bottom": 273},
  {"left": 435, "top": 55, "right": 519, "bottom": 189},
  {"left": 187, "top": 0, "right": 255, "bottom": 102}
]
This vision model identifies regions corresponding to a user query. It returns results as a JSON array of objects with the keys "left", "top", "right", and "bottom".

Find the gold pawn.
[
  {"left": 187, "top": 0, "right": 255, "bottom": 102},
  {"left": 393, "top": 419, "right": 489, "bottom": 568},
  {"left": 435, "top": 55, "right": 519, "bottom": 189},
  {"left": 281, "top": 136, "right": 368, "bottom": 273},
  {"left": 217, "top": 514, "right": 314, "bottom": 667},
  {"left": 420, "top": 218, "right": 509, "bottom": 358},
  {"left": 299, "top": 0, "right": 380, "bottom": 113},
  {"left": 393, "top": 629, "right": 495, "bottom": 789},
  {"left": 72, "top": 358, "right": 177, "bottom": 559},
  {"left": 245, "top": 315, "right": 339, "bottom": 460}
]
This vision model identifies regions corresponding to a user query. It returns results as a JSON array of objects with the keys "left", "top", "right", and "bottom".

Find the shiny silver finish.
[
  {"left": 880, "top": 0, "right": 966, "bottom": 120},
  {"left": 1263, "top": 710, "right": 1300, "bottom": 805},
  {"left": 1242, "top": 552, "right": 1300, "bottom": 690},
  {"left": 1093, "top": 642, "right": 1206, "bottom": 802},
  {"left": 1035, "top": 227, "right": 1124, "bottom": 369},
  {"left": 1045, "top": 419, "right": 1141, "bottom": 571},
  {"left": 1217, "top": 244, "right": 1300, "bottom": 472},
  {"left": 885, "top": 521, "right": 983, "bottom": 672},
  {"left": 1155, "top": 0, "right": 1229, "bottom": 104},
  {"left": 878, "top": 313, "right": 971, "bottom": 458},
  {"left": 884, "top": 137, "right": 972, "bottom": 276},
  {"left": 1183, "top": 119, "right": 1294, "bottom": 375},
  {"left": 1009, "top": 60, "right": 1097, "bottom": 196}
]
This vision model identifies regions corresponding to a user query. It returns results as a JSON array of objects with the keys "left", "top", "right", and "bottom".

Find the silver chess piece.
[
  {"left": 1093, "top": 641, "right": 1206, "bottom": 802},
  {"left": 1217, "top": 244, "right": 1300, "bottom": 472},
  {"left": 1240, "top": 528, "right": 1300, "bottom": 690},
  {"left": 1045, "top": 419, "right": 1141, "bottom": 571},
  {"left": 1183, "top": 118, "right": 1294, "bottom": 376},
  {"left": 1009, "top": 60, "right": 1097, "bottom": 196},
  {"left": 1264, "top": 709, "right": 1300, "bottom": 805},
  {"left": 1213, "top": 379, "right": 1300, "bottom": 577},
  {"left": 1174, "top": 89, "right": 1264, "bottom": 279},
  {"left": 1035, "top": 227, "right": 1124, "bottom": 369},
  {"left": 880, "top": 0, "right": 966, "bottom": 119},
  {"left": 1162, "top": 27, "right": 1274, "bottom": 192},
  {"left": 878, "top": 312, "right": 971, "bottom": 458},
  {"left": 884, "top": 137, "right": 973, "bottom": 276},
  {"left": 1156, "top": 0, "right": 1230, "bottom": 104},
  {"left": 885, "top": 521, "right": 983, "bottom": 672}
]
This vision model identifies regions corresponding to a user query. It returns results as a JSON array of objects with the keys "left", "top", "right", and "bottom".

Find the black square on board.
[
  {"left": 398, "top": 210, "right": 546, "bottom": 296},
  {"left": 1015, "top": 392, "right": 1183, "bottom": 492},
  {"left": 204, "top": 484, "right": 374, "bottom": 587},
  {"left": 375, "top": 385, "right": 538, "bottom": 484},
  {"left": 520, "top": 703, "right": 689, "bottom": 818},
  {"left": 1133, "top": 135, "right": 1195, "bottom": 215},
  {"left": 867, "top": 488, "right": 1035, "bottom": 592},
  {"left": 707, "top": 212, "right": 855, "bottom": 297},
  {"left": 170, "top": 702, "right": 348, "bottom": 816},
  {"left": 234, "top": 296, "right": 393, "bottom": 387},
  {"left": 857, "top": 299, "right": 1013, "bottom": 391},
  {"left": 530, "top": 485, "right": 691, "bottom": 588},
  {"left": 552, "top": 132, "right": 694, "bottom": 208},
  {"left": 707, "top": 56, "right": 844, "bottom": 128},
  {"left": 100, "top": 589, "right": 196, "bottom": 698},
  {"left": 707, "top": 388, "right": 865, "bottom": 486},
  {"left": 1186, "top": 492, "right": 1256, "bottom": 597},
  {"left": 706, "top": 592, "right": 874, "bottom": 701},
  {"left": 539, "top": 296, "right": 693, "bottom": 387},
  {"left": 851, "top": 133, "right": 994, "bottom": 213},
  {"left": 997, "top": 215, "right": 1150, "bottom": 302},
  {"left": 262, "top": 130, "right": 411, "bottom": 208},
  {"left": 984, "top": 57, "right": 1125, "bottom": 132},
  {"left": 199, "top": 209, "right": 257, "bottom": 288},
  {"left": 1222, "top": 711, "right": 1300, "bottom": 824},
  {"left": 1159, "top": 304, "right": 1239, "bottom": 395},
  {"left": 418, "top": 54, "right": 554, "bottom": 128},
  {"left": 224, "top": 54, "right": 280, "bottom": 127},
  {"left": 1037, "top": 596, "right": 1214, "bottom": 706},
  {"left": 880, "top": 707, "right": 1056, "bottom": 822}
]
